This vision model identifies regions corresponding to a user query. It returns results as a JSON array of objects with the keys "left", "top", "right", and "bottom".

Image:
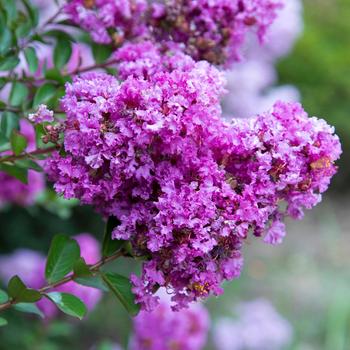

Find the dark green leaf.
[
  {"left": 0, "top": 0, "right": 17, "bottom": 24},
  {"left": 0, "top": 163, "right": 28, "bottom": 183},
  {"left": 73, "top": 257, "right": 92, "bottom": 278},
  {"left": 43, "top": 30, "right": 75, "bottom": 43},
  {"left": 10, "top": 130, "right": 27, "bottom": 155},
  {"left": 75, "top": 276, "right": 109, "bottom": 292},
  {"left": 0, "top": 317, "right": 7, "bottom": 327},
  {"left": 0, "top": 27, "right": 12, "bottom": 55},
  {"left": 45, "top": 234, "right": 80, "bottom": 283},
  {"left": 10, "top": 82, "right": 29, "bottom": 107},
  {"left": 101, "top": 272, "right": 140, "bottom": 316},
  {"left": 33, "top": 83, "right": 56, "bottom": 108},
  {"left": 14, "top": 303, "right": 44, "bottom": 318},
  {"left": 0, "top": 77, "right": 7, "bottom": 89},
  {"left": 54, "top": 38, "right": 72, "bottom": 70},
  {"left": 7, "top": 275, "right": 42, "bottom": 302},
  {"left": 46, "top": 292, "right": 87, "bottom": 320},
  {"left": 21, "top": 0, "right": 39, "bottom": 27},
  {"left": 102, "top": 216, "right": 124, "bottom": 257},
  {"left": 92, "top": 43, "right": 113, "bottom": 64},
  {"left": 0, "top": 111, "right": 20, "bottom": 138},
  {"left": 0, "top": 56, "right": 20, "bottom": 71},
  {"left": 24, "top": 46, "right": 38, "bottom": 74},
  {"left": 0, "top": 289, "right": 8, "bottom": 303},
  {"left": 15, "top": 20, "right": 32, "bottom": 39},
  {"left": 45, "top": 68, "right": 69, "bottom": 84}
]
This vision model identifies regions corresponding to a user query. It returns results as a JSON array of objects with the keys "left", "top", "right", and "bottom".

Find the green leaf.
[
  {"left": 0, "top": 289, "right": 8, "bottom": 303},
  {"left": 16, "top": 159, "right": 42, "bottom": 172},
  {"left": 101, "top": 272, "right": 140, "bottom": 316},
  {"left": 7, "top": 275, "right": 42, "bottom": 302},
  {"left": 73, "top": 257, "right": 92, "bottom": 278},
  {"left": 10, "top": 82, "right": 29, "bottom": 106},
  {"left": 0, "top": 27, "right": 12, "bottom": 55},
  {"left": 75, "top": 276, "right": 109, "bottom": 292},
  {"left": 0, "top": 163, "right": 28, "bottom": 184},
  {"left": 14, "top": 303, "right": 44, "bottom": 318},
  {"left": 0, "top": 56, "right": 20, "bottom": 71},
  {"left": 102, "top": 217, "right": 125, "bottom": 257},
  {"left": 0, "top": 111, "right": 20, "bottom": 138},
  {"left": 43, "top": 30, "right": 75, "bottom": 43},
  {"left": 0, "top": 0, "right": 17, "bottom": 24},
  {"left": 0, "top": 317, "right": 7, "bottom": 327},
  {"left": 46, "top": 292, "right": 87, "bottom": 320},
  {"left": 53, "top": 38, "right": 72, "bottom": 70},
  {"left": 24, "top": 46, "right": 38, "bottom": 74},
  {"left": 0, "top": 77, "right": 7, "bottom": 89},
  {"left": 92, "top": 43, "right": 113, "bottom": 64},
  {"left": 45, "top": 68, "right": 70, "bottom": 84},
  {"left": 45, "top": 234, "right": 80, "bottom": 283},
  {"left": 33, "top": 83, "right": 56, "bottom": 108},
  {"left": 10, "top": 130, "right": 27, "bottom": 155}
]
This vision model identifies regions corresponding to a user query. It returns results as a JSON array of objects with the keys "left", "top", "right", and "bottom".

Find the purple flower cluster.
[
  {"left": 149, "top": 0, "right": 283, "bottom": 65},
  {"left": 0, "top": 120, "right": 44, "bottom": 207},
  {"left": 45, "top": 43, "right": 341, "bottom": 311},
  {"left": 28, "top": 104, "right": 54, "bottom": 124},
  {"left": 0, "top": 233, "right": 102, "bottom": 318},
  {"left": 64, "top": 0, "right": 147, "bottom": 45},
  {"left": 130, "top": 294, "right": 209, "bottom": 350},
  {"left": 64, "top": 0, "right": 282, "bottom": 66},
  {"left": 214, "top": 299, "right": 293, "bottom": 350}
]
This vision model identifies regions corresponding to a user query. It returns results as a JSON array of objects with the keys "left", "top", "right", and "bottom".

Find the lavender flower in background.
[
  {"left": 0, "top": 120, "right": 45, "bottom": 207},
  {"left": 29, "top": 104, "right": 54, "bottom": 124},
  {"left": 214, "top": 299, "right": 293, "bottom": 350},
  {"left": 223, "top": 0, "right": 303, "bottom": 118},
  {"left": 0, "top": 233, "right": 102, "bottom": 319},
  {"left": 130, "top": 293, "right": 209, "bottom": 350}
]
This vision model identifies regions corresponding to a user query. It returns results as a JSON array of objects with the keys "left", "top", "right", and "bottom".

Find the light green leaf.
[
  {"left": 10, "top": 82, "right": 29, "bottom": 107},
  {"left": 0, "top": 317, "right": 7, "bottom": 327},
  {"left": 46, "top": 292, "right": 87, "bottom": 320},
  {"left": 16, "top": 159, "right": 43, "bottom": 172},
  {"left": 24, "top": 46, "right": 39, "bottom": 74},
  {"left": 33, "top": 83, "right": 56, "bottom": 108},
  {"left": 0, "top": 289, "right": 8, "bottom": 303},
  {"left": 0, "top": 111, "right": 19, "bottom": 138},
  {"left": 14, "top": 303, "right": 44, "bottom": 318},
  {"left": 75, "top": 276, "right": 109, "bottom": 292},
  {"left": 0, "top": 56, "right": 20, "bottom": 71},
  {"left": 101, "top": 272, "right": 140, "bottom": 316},
  {"left": 0, "top": 27, "right": 12, "bottom": 55},
  {"left": 45, "top": 234, "right": 80, "bottom": 283},
  {"left": 10, "top": 130, "right": 27, "bottom": 155}
]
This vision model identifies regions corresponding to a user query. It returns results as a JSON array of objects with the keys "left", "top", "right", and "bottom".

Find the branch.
[
  {"left": 0, "top": 146, "right": 58, "bottom": 164},
  {"left": 0, "top": 250, "right": 124, "bottom": 313}
]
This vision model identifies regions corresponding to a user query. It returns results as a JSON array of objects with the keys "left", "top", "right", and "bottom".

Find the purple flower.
[
  {"left": 214, "top": 299, "right": 293, "bottom": 350},
  {"left": 64, "top": 0, "right": 147, "bottom": 45},
  {"left": 130, "top": 292, "right": 209, "bottom": 350},
  {"left": 0, "top": 233, "right": 103, "bottom": 319},
  {"left": 29, "top": 104, "right": 54, "bottom": 124}
]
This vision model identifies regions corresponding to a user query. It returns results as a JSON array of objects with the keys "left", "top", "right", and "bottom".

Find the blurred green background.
[{"left": 1, "top": 0, "right": 350, "bottom": 349}]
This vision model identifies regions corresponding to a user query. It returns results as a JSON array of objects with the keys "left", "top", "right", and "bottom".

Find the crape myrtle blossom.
[
  {"left": 214, "top": 299, "right": 293, "bottom": 350},
  {"left": 64, "top": 0, "right": 148, "bottom": 45},
  {"left": 149, "top": 0, "right": 283, "bottom": 65},
  {"left": 130, "top": 292, "right": 209, "bottom": 350},
  {"left": 29, "top": 104, "right": 54, "bottom": 124},
  {"left": 0, "top": 234, "right": 102, "bottom": 318},
  {"left": 45, "top": 42, "right": 341, "bottom": 311},
  {"left": 0, "top": 120, "right": 45, "bottom": 207}
]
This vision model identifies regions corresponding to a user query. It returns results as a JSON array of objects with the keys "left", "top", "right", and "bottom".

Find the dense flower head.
[
  {"left": 45, "top": 52, "right": 340, "bottom": 310},
  {"left": 0, "top": 120, "right": 44, "bottom": 207},
  {"left": 149, "top": 0, "right": 283, "bottom": 65},
  {"left": 0, "top": 233, "right": 102, "bottom": 318},
  {"left": 130, "top": 293, "right": 209, "bottom": 350},
  {"left": 64, "top": 0, "right": 148, "bottom": 45},
  {"left": 214, "top": 299, "right": 293, "bottom": 350}
]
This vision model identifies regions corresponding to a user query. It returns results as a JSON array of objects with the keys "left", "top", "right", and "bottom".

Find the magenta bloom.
[
  {"left": 214, "top": 299, "right": 293, "bottom": 350},
  {"left": 0, "top": 120, "right": 45, "bottom": 207},
  {"left": 130, "top": 295, "right": 209, "bottom": 350},
  {"left": 0, "top": 233, "right": 102, "bottom": 319},
  {"left": 64, "top": 0, "right": 147, "bottom": 44},
  {"left": 28, "top": 104, "right": 54, "bottom": 124},
  {"left": 150, "top": 0, "right": 283, "bottom": 65},
  {"left": 45, "top": 49, "right": 340, "bottom": 311}
]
